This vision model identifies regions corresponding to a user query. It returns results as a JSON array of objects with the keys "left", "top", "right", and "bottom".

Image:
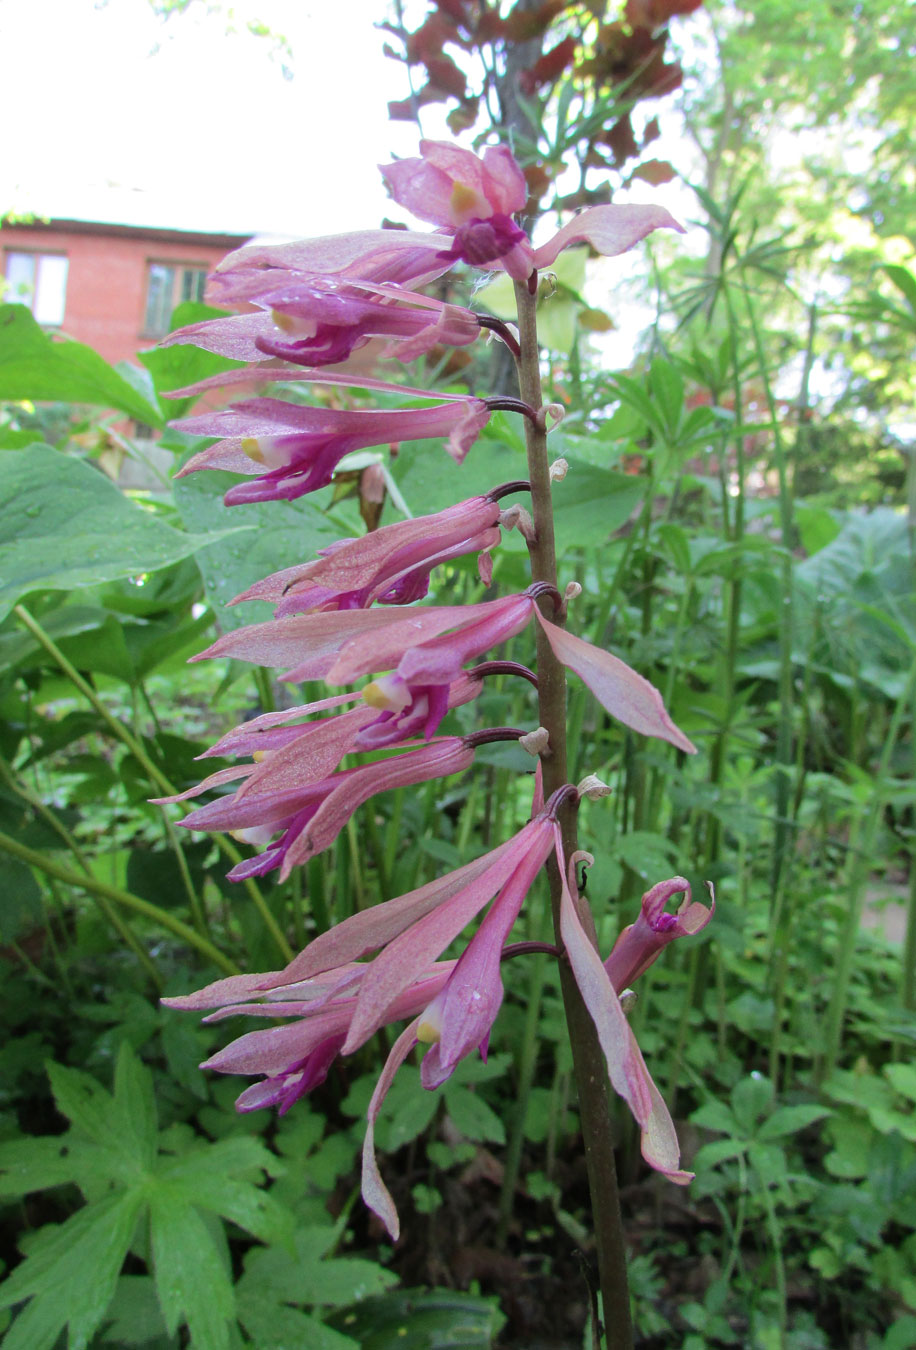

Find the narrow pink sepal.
[
  {"left": 200, "top": 693, "right": 362, "bottom": 758},
  {"left": 233, "top": 705, "right": 378, "bottom": 801},
  {"left": 362, "top": 1020, "right": 420, "bottom": 1241},
  {"left": 161, "top": 970, "right": 286, "bottom": 1011},
  {"left": 151, "top": 763, "right": 255, "bottom": 805},
  {"left": 278, "top": 737, "right": 475, "bottom": 879},
  {"left": 279, "top": 839, "right": 518, "bottom": 982},
  {"left": 532, "top": 203, "right": 684, "bottom": 270},
  {"left": 343, "top": 817, "right": 554, "bottom": 1053},
  {"left": 191, "top": 607, "right": 404, "bottom": 679},
  {"left": 534, "top": 609, "right": 695, "bottom": 752},
  {"left": 558, "top": 835, "right": 692, "bottom": 1184}
]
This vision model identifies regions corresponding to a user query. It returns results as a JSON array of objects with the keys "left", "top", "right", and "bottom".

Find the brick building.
[{"left": 0, "top": 217, "right": 251, "bottom": 368}]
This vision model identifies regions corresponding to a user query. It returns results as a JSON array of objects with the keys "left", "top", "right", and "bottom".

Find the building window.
[
  {"left": 3, "top": 251, "right": 69, "bottom": 325},
  {"left": 143, "top": 262, "right": 208, "bottom": 337}
]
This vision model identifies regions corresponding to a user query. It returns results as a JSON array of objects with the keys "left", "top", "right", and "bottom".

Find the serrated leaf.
[
  {"left": 443, "top": 1086, "right": 506, "bottom": 1145},
  {"left": 113, "top": 1043, "right": 158, "bottom": 1169},
  {"left": 149, "top": 1191, "right": 234, "bottom": 1350},
  {"left": 47, "top": 1060, "right": 145, "bottom": 1178},
  {"left": 240, "top": 1229, "right": 397, "bottom": 1310},
  {"left": 0, "top": 1191, "right": 143, "bottom": 1350},
  {"left": 0, "top": 1134, "right": 95, "bottom": 1200},
  {"left": 238, "top": 1285, "right": 359, "bottom": 1350}
]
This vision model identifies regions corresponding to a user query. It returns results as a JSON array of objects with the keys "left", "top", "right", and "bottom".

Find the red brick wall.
[{"left": 0, "top": 221, "right": 250, "bottom": 368}]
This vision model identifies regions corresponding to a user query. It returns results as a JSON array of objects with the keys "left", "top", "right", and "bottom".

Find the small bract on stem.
[{"left": 160, "top": 137, "right": 707, "bottom": 1350}]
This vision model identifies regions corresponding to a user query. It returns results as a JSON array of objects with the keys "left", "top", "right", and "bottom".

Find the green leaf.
[
  {"left": 443, "top": 1085, "right": 506, "bottom": 1144},
  {"left": 756, "top": 1104, "right": 831, "bottom": 1141},
  {"left": 731, "top": 1075, "right": 775, "bottom": 1134},
  {"left": 0, "top": 857, "right": 43, "bottom": 943},
  {"left": 326, "top": 1288, "right": 506, "bottom": 1348},
  {"left": 139, "top": 301, "right": 244, "bottom": 419},
  {"left": 0, "top": 447, "right": 242, "bottom": 620},
  {"left": 239, "top": 1228, "right": 397, "bottom": 1311},
  {"left": 172, "top": 461, "right": 341, "bottom": 629},
  {"left": 98, "top": 1276, "right": 175, "bottom": 1347},
  {"left": 552, "top": 465, "right": 644, "bottom": 553},
  {"left": 0, "top": 304, "right": 163, "bottom": 425},
  {"left": 0, "top": 1191, "right": 144, "bottom": 1350},
  {"left": 0, "top": 1134, "right": 94, "bottom": 1200},
  {"left": 149, "top": 1191, "right": 234, "bottom": 1350}
]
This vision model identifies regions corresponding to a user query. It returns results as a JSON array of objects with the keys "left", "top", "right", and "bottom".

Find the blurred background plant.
[{"left": 1, "top": 1, "right": 915, "bottom": 1347}]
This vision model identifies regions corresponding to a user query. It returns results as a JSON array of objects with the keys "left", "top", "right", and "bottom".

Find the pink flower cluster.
[{"left": 160, "top": 139, "right": 706, "bottom": 1238}]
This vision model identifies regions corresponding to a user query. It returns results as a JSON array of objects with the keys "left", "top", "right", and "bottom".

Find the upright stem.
[{"left": 514, "top": 278, "right": 633, "bottom": 1349}]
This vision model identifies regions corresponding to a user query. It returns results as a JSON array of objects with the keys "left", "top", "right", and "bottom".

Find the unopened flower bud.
[
  {"left": 576, "top": 773, "right": 612, "bottom": 800},
  {"left": 619, "top": 989, "right": 638, "bottom": 1017},
  {"left": 564, "top": 581, "right": 582, "bottom": 603},
  {"left": 549, "top": 458, "right": 569, "bottom": 482}
]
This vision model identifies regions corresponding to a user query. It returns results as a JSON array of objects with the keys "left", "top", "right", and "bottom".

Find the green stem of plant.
[
  {"left": 0, "top": 828, "right": 238, "bottom": 975},
  {"left": 13, "top": 603, "right": 292, "bottom": 963},
  {"left": 0, "top": 755, "right": 163, "bottom": 989},
  {"left": 737, "top": 284, "right": 795, "bottom": 896},
  {"left": 514, "top": 276, "right": 633, "bottom": 1350},
  {"left": 820, "top": 654, "right": 916, "bottom": 1080}
]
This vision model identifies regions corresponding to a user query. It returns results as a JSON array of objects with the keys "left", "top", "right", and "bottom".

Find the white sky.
[{"left": 0, "top": 0, "right": 434, "bottom": 238}]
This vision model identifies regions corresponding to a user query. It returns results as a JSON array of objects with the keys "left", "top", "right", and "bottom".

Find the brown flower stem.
[{"left": 513, "top": 277, "right": 633, "bottom": 1350}]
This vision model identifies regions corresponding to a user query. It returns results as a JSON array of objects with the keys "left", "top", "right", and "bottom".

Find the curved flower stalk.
[{"left": 165, "top": 784, "right": 712, "bottom": 1239}]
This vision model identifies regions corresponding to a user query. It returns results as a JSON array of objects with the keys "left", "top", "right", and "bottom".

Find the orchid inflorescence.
[{"left": 161, "top": 139, "right": 712, "bottom": 1240}]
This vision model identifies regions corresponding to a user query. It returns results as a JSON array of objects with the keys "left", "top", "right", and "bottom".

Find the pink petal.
[
  {"left": 279, "top": 839, "right": 519, "bottom": 982},
  {"left": 534, "top": 609, "right": 696, "bottom": 752},
  {"left": 362, "top": 1020, "right": 420, "bottom": 1240},
  {"left": 532, "top": 203, "right": 684, "bottom": 270},
  {"left": 558, "top": 837, "right": 692, "bottom": 1183},
  {"left": 343, "top": 817, "right": 554, "bottom": 1052}
]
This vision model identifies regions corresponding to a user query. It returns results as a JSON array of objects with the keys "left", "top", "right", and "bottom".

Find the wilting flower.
[
  {"left": 381, "top": 139, "right": 684, "bottom": 281},
  {"left": 161, "top": 277, "right": 482, "bottom": 369},
  {"left": 164, "top": 786, "right": 712, "bottom": 1239}
]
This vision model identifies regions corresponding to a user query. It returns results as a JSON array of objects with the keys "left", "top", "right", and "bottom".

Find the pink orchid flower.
[
  {"left": 162, "top": 782, "right": 712, "bottom": 1239},
  {"left": 191, "top": 588, "right": 694, "bottom": 752},
  {"left": 163, "top": 735, "right": 478, "bottom": 882},
  {"left": 381, "top": 139, "right": 684, "bottom": 281},
  {"left": 162, "top": 960, "right": 458, "bottom": 1116},
  {"left": 161, "top": 276, "right": 481, "bottom": 369},
  {"left": 231, "top": 489, "right": 515, "bottom": 615},
  {"left": 173, "top": 385, "right": 491, "bottom": 505}
]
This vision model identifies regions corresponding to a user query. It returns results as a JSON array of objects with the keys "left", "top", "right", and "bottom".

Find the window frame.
[
  {"left": 141, "top": 260, "right": 209, "bottom": 339},
  {"left": 3, "top": 249, "right": 69, "bottom": 326}
]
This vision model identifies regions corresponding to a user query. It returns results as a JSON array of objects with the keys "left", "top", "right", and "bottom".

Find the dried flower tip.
[
  {"left": 564, "top": 581, "right": 582, "bottom": 603},
  {"left": 549, "top": 458, "right": 569, "bottom": 482},
  {"left": 540, "top": 272, "right": 558, "bottom": 297},
  {"left": 536, "top": 402, "right": 565, "bottom": 432},
  {"left": 619, "top": 989, "right": 638, "bottom": 1017},
  {"left": 500, "top": 503, "right": 536, "bottom": 542},
  {"left": 577, "top": 774, "right": 612, "bottom": 801},
  {"left": 519, "top": 727, "right": 550, "bottom": 757}
]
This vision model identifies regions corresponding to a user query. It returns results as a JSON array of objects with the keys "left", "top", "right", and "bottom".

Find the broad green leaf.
[
  {"left": 149, "top": 1191, "right": 234, "bottom": 1350},
  {"left": 238, "top": 1282, "right": 359, "bottom": 1350},
  {"left": 139, "top": 301, "right": 244, "bottom": 419},
  {"left": 112, "top": 1043, "right": 158, "bottom": 1170},
  {"left": 0, "top": 447, "right": 242, "bottom": 620},
  {"left": 731, "top": 1075, "right": 775, "bottom": 1134},
  {"left": 98, "top": 1276, "right": 175, "bottom": 1348},
  {"left": 158, "top": 1154, "right": 292, "bottom": 1247},
  {"left": 552, "top": 465, "right": 643, "bottom": 552},
  {"left": 239, "top": 1228, "right": 397, "bottom": 1310},
  {"left": 0, "top": 304, "right": 163, "bottom": 425},
  {"left": 172, "top": 460, "right": 341, "bottom": 630}
]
